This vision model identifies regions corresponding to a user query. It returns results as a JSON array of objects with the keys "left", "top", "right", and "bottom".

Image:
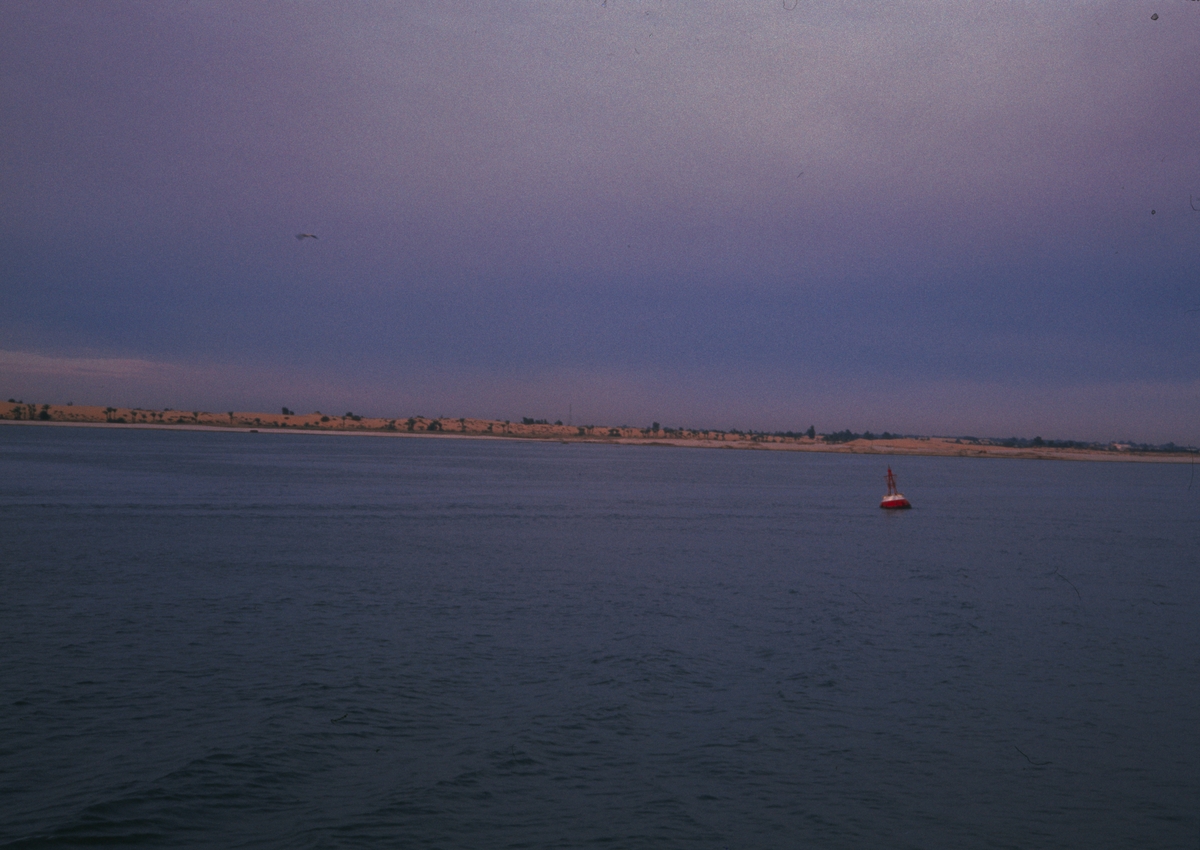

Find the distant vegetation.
[
  {"left": 2, "top": 400, "right": 1194, "bottom": 453},
  {"left": 820, "top": 429, "right": 900, "bottom": 443},
  {"left": 962, "top": 435, "right": 1187, "bottom": 453}
]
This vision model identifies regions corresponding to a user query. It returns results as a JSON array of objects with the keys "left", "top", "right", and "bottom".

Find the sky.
[{"left": 3, "top": 1, "right": 1199, "bottom": 443}]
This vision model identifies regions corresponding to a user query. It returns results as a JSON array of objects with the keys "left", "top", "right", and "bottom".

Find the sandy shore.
[{"left": 1, "top": 401, "right": 1191, "bottom": 463}]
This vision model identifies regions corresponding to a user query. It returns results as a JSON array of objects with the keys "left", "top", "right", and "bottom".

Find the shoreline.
[{"left": 1, "top": 403, "right": 1192, "bottom": 463}]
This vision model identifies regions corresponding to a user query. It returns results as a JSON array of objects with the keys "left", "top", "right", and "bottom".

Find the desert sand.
[{"left": 0, "top": 400, "right": 1191, "bottom": 463}]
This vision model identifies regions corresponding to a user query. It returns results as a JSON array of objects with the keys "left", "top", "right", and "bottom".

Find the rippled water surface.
[{"left": 2, "top": 425, "right": 1198, "bottom": 848}]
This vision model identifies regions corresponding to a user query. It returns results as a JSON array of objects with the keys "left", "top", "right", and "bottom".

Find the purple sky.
[{"left": 3, "top": 1, "right": 1199, "bottom": 442}]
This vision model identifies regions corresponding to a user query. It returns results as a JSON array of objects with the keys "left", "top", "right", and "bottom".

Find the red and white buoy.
[{"left": 880, "top": 467, "right": 911, "bottom": 509}]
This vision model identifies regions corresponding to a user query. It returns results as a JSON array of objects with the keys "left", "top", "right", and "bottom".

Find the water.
[{"left": 2, "top": 425, "right": 1198, "bottom": 849}]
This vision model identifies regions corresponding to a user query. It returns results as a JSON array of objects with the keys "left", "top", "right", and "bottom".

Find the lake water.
[{"left": 2, "top": 425, "right": 1198, "bottom": 849}]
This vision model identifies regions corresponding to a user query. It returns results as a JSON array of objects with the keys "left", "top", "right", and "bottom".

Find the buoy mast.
[{"left": 880, "top": 467, "right": 911, "bottom": 509}]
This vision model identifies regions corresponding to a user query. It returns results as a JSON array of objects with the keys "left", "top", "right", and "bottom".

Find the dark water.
[{"left": 2, "top": 426, "right": 1198, "bottom": 849}]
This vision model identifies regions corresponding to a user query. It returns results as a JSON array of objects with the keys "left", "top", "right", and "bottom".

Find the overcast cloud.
[{"left": 3, "top": 1, "right": 1198, "bottom": 441}]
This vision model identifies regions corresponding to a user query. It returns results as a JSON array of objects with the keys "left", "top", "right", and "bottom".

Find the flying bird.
[{"left": 296, "top": 233, "right": 318, "bottom": 240}]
